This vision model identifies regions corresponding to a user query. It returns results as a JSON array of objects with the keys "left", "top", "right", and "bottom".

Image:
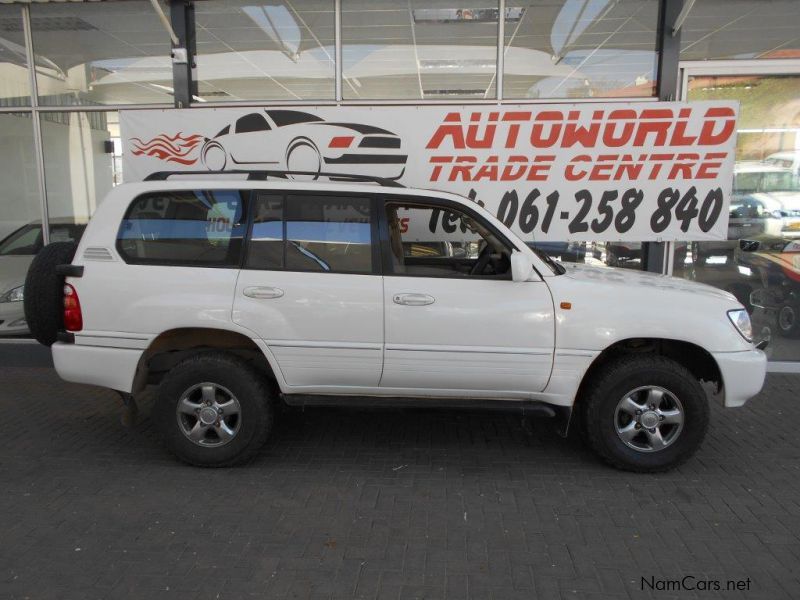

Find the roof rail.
[{"left": 143, "top": 169, "right": 405, "bottom": 188}]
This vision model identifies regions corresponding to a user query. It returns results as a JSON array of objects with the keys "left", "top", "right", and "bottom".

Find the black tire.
[
  {"left": 580, "top": 354, "right": 709, "bottom": 473},
  {"left": 23, "top": 241, "right": 77, "bottom": 346},
  {"left": 154, "top": 353, "right": 274, "bottom": 467}
]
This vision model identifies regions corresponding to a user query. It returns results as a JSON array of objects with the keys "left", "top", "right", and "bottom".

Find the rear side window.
[
  {"left": 117, "top": 190, "right": 246, "bottom": 266},
  {"left": 246, "top": 193, "right": 374, "bottom": 274}
]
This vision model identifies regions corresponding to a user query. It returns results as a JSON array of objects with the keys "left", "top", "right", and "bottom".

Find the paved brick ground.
[{"left": 1, "top": 349, "right": 799, "bottom": 599}]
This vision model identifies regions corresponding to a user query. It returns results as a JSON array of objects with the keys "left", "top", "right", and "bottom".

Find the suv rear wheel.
[
  {"left": 580, "top": 355, "right": 709, "bottom": 472},
  {"left": 154, "top": 353, "right": 273, "bottom": 467}
]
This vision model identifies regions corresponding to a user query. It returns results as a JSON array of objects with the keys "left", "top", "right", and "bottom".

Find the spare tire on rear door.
[{"left": 23, "top": 241, "right": 78, "bottom": 346}]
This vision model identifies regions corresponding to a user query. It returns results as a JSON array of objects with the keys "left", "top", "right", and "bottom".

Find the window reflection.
[
  {"left": 30, "top": 1, "right": 173, "bottom": 106},
  {"left": 680, "top": 0, "right": 800, "bottom": 61},
  {"left": 195, "top": 1, "right": 335, "bottom": 101},
  {"left": 504, "top": 0, "right": 659, "bottom": 99},
  {"left": 0, "top": 5, "right": 31, "bottom": 106},
  {"left": 342, "top": 0, "right": 499, "bottom": 100}
]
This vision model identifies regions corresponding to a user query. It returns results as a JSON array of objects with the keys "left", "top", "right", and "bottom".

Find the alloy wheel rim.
[
  {"left": 614, "top": 385, "right": 684, "bottom": 453},
  {"left": 176, "top": 382, "right": 241, "bottom": 447}
]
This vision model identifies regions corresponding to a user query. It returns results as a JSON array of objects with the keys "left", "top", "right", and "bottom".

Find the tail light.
[{"left": 63, "top": 284, "right": 83, "bottom": 331}]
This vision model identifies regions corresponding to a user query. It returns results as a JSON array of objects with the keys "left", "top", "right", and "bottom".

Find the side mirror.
[
  {"left": 739, "top": 239, "right": 761, "bottom": 252},
  {"left": 510, "top": 250, "right": 535, "bottom": 282}
]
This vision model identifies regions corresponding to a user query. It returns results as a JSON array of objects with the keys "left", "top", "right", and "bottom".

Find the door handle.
[
  {"left": 243, "top": 286, "right": 284, "bottom": 299},
  {"left": 393, "top": 293, "right": 435, "bottom": 306}
]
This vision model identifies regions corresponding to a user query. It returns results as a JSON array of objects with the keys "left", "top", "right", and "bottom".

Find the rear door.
[
  {"left": 379, "top": 196, "right": 555, "bottom": 395},
  {"left": 233, "top": 190, "right": 384, "bottom": 389}
]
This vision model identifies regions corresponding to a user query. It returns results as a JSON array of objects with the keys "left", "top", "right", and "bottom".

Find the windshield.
[
  {"left": 0, "top": 224, "right": 43, "bottom": 256},
  {"left": 0, "top": 223, "right": 84, "bottom": 256}
]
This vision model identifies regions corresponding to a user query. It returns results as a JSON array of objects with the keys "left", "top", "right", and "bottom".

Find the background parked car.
[
  {"left": 0, "top": 219, "right": 85, "bottom": 336},
  {"left": 732, "top": 162, "right": 800, "bottom": 238},
  {"left": 765, "top": 150, "right": 800, "bottom": 176}
]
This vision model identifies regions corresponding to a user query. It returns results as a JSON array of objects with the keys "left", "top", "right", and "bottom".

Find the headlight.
[
  {"left": 728, "top": 309, "right": 753, "bottom": 342},
  {"left": 0, "top": 285, "right": 24, "bottom": 303}
]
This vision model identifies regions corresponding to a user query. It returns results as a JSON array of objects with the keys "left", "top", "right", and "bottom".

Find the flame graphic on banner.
[{"left": 129, "top": 132, "right": 204, "bottom": 165}]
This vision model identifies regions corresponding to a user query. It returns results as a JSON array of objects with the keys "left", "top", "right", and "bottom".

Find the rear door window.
[
  {"left": 246, "top": 193, "right": 376, "bottom": 274},
  {"left": 117, "top": 190, "right": 247, "bottom": 266}
]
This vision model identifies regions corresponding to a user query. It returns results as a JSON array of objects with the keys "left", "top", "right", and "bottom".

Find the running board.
[{"left": 281, "top": 394, "right": 557, "bottom": 417}]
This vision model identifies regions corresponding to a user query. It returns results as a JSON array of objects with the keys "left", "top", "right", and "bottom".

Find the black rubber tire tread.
[
  {"left": 23, "top": 241, "right": 77, "bottom": 346},
  {"left": 154, "top": 352, "right": 273, "bottom": 467},
  {"left": 580, "top": 354, "right": 709, "bottom": 473}
]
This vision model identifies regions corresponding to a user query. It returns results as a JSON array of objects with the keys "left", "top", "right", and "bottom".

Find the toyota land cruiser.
[{"left": 24, "top": 172, "right": 767, "bottom": 472}]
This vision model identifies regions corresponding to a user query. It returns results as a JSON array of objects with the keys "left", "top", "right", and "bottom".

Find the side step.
[{"left": 282, "top": 394, "right": 558, "bottom": 418}]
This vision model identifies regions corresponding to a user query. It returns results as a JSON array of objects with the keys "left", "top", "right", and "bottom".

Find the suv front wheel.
[
  {"left": 580, "top": 355, "right": 710, "bottom": 472},
  {"left": 154, "top": 353, "right": 274, "bottom": 467}
]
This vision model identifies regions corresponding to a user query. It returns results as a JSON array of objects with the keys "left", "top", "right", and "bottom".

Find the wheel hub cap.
[
  {"left": 199, "top": 406, "right": 218, "bottom": 426},
  {"left": 614, "top": 385, "right": 685, "bottom": 453},
  {"left": 639, "top": 410, "right": 660, "bottom": 429},
  {"left": 176, "top": 382, "right": 241, "bottom": 447}
]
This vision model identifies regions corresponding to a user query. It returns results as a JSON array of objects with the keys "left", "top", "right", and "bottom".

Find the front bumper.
[
  {"left": 0, "top": 301, "right": 28, "bottom": 336},
  {"left": 713, "top": 348, "right": 767, "bottom": 407}
]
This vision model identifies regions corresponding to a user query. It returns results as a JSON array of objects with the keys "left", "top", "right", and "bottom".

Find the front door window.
[{"left": 384, "top": 200, "right": 512, "bottom": 279}]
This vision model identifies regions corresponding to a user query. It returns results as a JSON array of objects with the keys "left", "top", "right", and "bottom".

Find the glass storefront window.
[
  {"left": 342, "top": 0, "right": 499, "bottom": 100},
  {"left": 681, "top": 1, "right": 800, "bottom": 61},
  {"left": 40, "top": 111, "right": 120, "bottom": 232},
  {"left": 0, "top": 5, "right": 31, "bottom": 106},
  {"left": 30, "top": 1, "right": 173, "bottom": 106},
  {"left": 675, "top": 74, "right": 800, "bottom": 361},
  {"left": 503, "top": 0, "right": 659, "bottom": 99},
  {"left": 0, "top": 113, "right": 43, "bottom": 335},
  {"left": 195, "top": 1, "right": 335, "bottom": 102},
  {"left": 0, "top": 113, "right": 41, "bottom": 242}
]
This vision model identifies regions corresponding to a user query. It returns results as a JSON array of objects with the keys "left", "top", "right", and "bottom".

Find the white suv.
[{"left": 24, "top": 175, "right": 767, "bottom": 472}]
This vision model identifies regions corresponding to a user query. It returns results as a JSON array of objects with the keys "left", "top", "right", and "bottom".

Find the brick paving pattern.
[{"left": 1, "top": 356, "right": 798, "bottom": 599}]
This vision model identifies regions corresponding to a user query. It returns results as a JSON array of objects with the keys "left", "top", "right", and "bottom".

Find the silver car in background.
[{"left": 0, "top": 219, "right": 85, "bottom": 336}]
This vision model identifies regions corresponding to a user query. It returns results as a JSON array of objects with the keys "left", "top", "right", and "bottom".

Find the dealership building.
[{"left": 0, "top": 0, "right": 799, "bottom": 368}]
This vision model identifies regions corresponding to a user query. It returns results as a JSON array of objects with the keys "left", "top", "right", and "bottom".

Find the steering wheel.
[{"left": 470, "top": 244, "right": 494, "bottom": 276}]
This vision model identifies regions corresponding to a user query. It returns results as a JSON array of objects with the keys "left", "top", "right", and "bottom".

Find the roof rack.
[{"left": 143, "top": 169, "right": 405, "bottom": 188}]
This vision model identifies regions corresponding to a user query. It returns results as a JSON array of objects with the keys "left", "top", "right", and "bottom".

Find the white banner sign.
[{"left": 121, "top": 101, "right": 738, "bottom": 242}]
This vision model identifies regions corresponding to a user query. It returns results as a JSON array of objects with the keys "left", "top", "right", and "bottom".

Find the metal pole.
[
  {"left": 334, "top": 0, "right": 342, "bottom": 102},
  {"left": 22, "top": 4, "right": 49, "bottom": 245},
  {"left": 645, "top": 0, "right": 684, "bottom": 273},
  {"left": 149, "top": 0, "right": 180, "bottom": 45},
  {"left": 169, "top": 0, "right": 196, "bottom": 107},
  {"left": 496, "top": 0, "right": 505, "bottom": 101}
]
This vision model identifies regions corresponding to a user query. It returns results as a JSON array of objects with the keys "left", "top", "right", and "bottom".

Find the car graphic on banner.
[{"left": 199, "top": 109, "right": 407, "bottom": 180}]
